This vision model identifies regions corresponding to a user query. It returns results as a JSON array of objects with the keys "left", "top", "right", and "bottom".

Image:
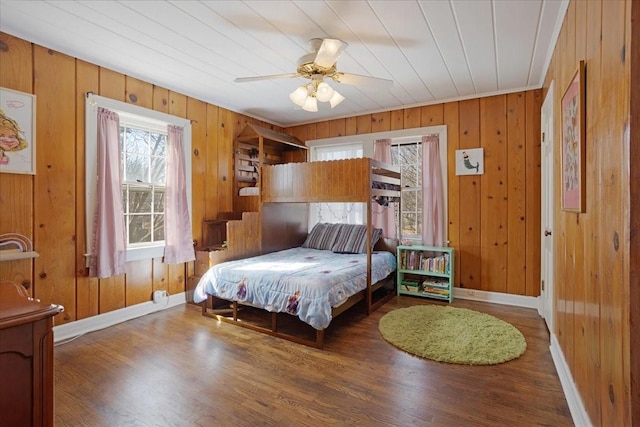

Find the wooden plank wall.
[
  {"left": 285, "top": 93, "right": 542, "bottom": 298},
  {"left": 541, "top": 0, "right": 635, "bottom": 426},
  {"left": 0, "top": 32, "right": 280, "bottom": 325}
]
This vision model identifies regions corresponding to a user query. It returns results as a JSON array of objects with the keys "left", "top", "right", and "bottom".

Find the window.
[
  {"left": 120, "top": 117, "right": 167, "bottom": 248},
  {"left": 85, "top": 94, "right": 192, "bottom": 262},
  {"left": 310, "top": 142, "right": 364, "bottom": 225},
  {"left": 306, "top": 126, "right": 447, "bottom": 242},
  {"left": 391, "top": 141, "right": 422, "bottom": 240}
]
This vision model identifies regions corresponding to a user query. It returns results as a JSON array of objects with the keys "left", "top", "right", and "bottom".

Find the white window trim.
[
  {"left": 85, "top": 93, "right": 192, "bottom": 263},
  {"left": 306, "top": 126, "right": 448, "bottom": 242}
]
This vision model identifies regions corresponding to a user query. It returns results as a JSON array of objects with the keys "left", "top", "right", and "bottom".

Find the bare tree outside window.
[
  {"left": 121, "top": 124, "right": 166, "bottom": 246},
  {"left": 391, "top": 142, "right": 422, "bottom": 240}
]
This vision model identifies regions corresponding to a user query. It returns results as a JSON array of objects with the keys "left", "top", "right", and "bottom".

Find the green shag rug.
[{"left": 379, "top": 305, "right": 527, "bottom": 365}]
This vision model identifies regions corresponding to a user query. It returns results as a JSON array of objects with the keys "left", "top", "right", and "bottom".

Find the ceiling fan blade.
[
  {"left": 234, "top": 73, "right": 298, "bottom": 83},
  {"left": 314, "top": 38, "right": 347, "bottom": 68},
  {"left": 334, "top": 72, "right": 394, "bottom": 89}
]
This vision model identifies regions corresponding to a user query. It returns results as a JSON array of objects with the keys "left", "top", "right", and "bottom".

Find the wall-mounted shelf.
[{"left": 0, "top": 250, "right": 40, "bottom": 262}]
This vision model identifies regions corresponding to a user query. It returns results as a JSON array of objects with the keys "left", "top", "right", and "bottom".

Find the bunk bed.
[
  {"left": 194, "top": 158, "right": 401, "bottom": 348},
  {"left": 234, "top": 123, "right": 307, "bottom": 213}
]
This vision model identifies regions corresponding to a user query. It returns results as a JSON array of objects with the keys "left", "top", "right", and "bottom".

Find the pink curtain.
[
  {"left": 372, "top": 138, "right": 397, "bottom": 239},
  {"left": 164, "top": 125, "right": 195, "bottom": 264},
  {"left": 89, "top": 108, "right": 126, "bottom": 278},
  {"left": 422, "top": 135, "right": 445, "bottom": 246}
]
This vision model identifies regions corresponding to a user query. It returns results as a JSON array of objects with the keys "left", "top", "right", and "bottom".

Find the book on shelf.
[
  {"left": 400, "top": 248, "right": 451, "bottom": 274},
  {"left": 422, "top": 278, "right": 447, "bottom": 287},
  {"left": 423, "top": 288, "right": 449, "bottom": 296},
  {"left": 401, "top": 279, "right": 420, "bottom": 291}
]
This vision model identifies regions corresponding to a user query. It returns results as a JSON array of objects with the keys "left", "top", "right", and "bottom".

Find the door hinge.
[
  {"left": 541, "top": 279, "right": 545, "bottom": 291},
  {"left": 542, "top": 132, "right": 545, "bottom": 142}
]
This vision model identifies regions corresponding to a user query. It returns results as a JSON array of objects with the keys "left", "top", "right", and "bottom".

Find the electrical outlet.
[{"left": 153, "top": 290, "right": 168, "bottom": 304}]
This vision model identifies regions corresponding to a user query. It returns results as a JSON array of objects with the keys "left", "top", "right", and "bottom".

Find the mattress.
[
  {"left": 193, "top": 247, "right": 396, "bottom": 330},
  {"left": 238, "top": 186, "right": 259, "bottom": 196}
]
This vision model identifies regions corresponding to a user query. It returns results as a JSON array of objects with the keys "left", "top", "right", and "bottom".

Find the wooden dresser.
[{"left": 0, "top": 281, "right": 63, "bottom": 427}]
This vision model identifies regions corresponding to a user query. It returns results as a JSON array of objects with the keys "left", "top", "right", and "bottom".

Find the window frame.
[
  {"left": 85, "top": 93, "right": 192, "bottom": 262},
  {"left": 391, "top": 139, "right": 423, "bottom": 241}
]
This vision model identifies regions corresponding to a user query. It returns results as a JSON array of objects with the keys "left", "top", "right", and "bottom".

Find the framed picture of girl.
[
  {"left": 561, "top": 60, "right": 585, "bottom": 212},
  {"left": 0, "top": 87, "right": 36, "bottom": 175}
]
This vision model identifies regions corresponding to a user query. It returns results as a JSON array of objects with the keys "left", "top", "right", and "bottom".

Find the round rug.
[{"left": 378, "top": 305, "right": 527, "bottom": 365}]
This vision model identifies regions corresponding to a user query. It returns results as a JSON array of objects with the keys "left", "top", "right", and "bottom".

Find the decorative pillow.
[
  {"left": 331, "top": 224, "right": 382, "bottom": 254},
  {"left": 301, "top": 223, "right": 343, "bottom": 250}
]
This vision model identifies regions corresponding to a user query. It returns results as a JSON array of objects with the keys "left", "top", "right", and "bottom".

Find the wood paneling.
[
  {"left": 403, "top": 107, "right": 421, "bottom": 129},
  {"left": 328, "top": 118, "right": 346, "bottom": 137},
  {"left": 542, "top": 0, "right": 635, "bottom": 425},
  {"left": 598, "top": 2, "right": 627, "bottom": 425},
  {"left": 75, "top": 60, "right": 100, "bottom": 320},
  {"left": 33, "top": 46, "right": 77, "bottom": 324},
  {"left": 125, "top": 260, "right": 152, "bottom": 306},
  {"left": 0, "top": 32, "right": 266, "bottom": 323},
  {"left": 506, "top": 92, "right": 526, "bottom": 296},
  {"left": 216, "top": 109, "right": 235, "bottom": 214},
  {"left": 0, "top": 34, "right": 34, "bottom": 290},
  {"left": 204, "top": 104, "right": 220, "bottom": 221},
  {"left": 480, "top": 95, "right": 508, "bottom": 293},
  {"left": 524, "top": 90, "right": 541, "bottom": 297},
  {"left": 457, "top": 99, "right": 482, "bottom": 290},
  {"left": 629, "top": 2, "right": 639, "bottom": 424},
  {"left": 443, "top": 103, "right": 461, "bottom": 287},
  {"left": 371, "top": 111, "right": 391, "bottom": 133},
  {"left": 188, "top": 97, "right": 208, "bottom": 247},
  {"left": 421, "top": 104, "right": 444, "bottom": 127}
]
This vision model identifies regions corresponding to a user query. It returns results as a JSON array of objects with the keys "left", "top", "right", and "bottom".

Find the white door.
[{"left": 540, "top": 82, "right": 555, "bottom": 332}]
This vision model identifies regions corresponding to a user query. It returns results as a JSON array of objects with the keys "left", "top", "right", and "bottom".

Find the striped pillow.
[
  {"left": 331, "top": 224, "right": 382, "bottom": 254},
  {"left": 301, "top": 223, "right": 343, "bottom": 250}
]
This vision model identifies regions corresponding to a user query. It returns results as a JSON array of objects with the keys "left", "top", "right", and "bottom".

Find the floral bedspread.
[{"left": 193, "top": 247, "right": 396, "bottom": 330}]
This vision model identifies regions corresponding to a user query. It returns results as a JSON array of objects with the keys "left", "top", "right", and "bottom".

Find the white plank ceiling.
[{"left": 0, "top": 0, "right": 568, "bottom": 127}]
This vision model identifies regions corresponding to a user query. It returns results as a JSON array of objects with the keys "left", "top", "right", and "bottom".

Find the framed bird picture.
[{"left": 455, "top": 148, "right": 484, "bottom": 175}]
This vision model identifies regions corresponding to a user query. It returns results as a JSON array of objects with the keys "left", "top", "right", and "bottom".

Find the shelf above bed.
[
  {"left": 0, "top": 250, "right": 39, "bottom": 262},
  {"left": 234, "top": 124, "right": 307, "bottom": 206}
]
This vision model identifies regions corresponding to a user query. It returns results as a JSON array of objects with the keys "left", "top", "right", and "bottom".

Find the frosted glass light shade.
[
  {"left": 315, "top": 82, "right": 334, "bottom": 102},
  {"left": 289, "top": 86, "right": 308, "bottom": 107},
  {"left": 329, "top": 90, "right": 345, "bottom": 108},
  {"left": 302, "top": 96, "right": 318, "bottom": 112}
]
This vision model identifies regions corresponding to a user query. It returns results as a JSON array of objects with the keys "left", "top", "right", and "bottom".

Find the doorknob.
[{"left": 544, "top": 230, "right": 552, "bottom": 236}]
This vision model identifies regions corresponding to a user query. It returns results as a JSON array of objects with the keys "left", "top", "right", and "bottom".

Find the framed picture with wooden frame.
[
  {"left": 0, "top": 87, "right": 36, "bottom": 175},
  {"left": 561, "top": 60, "right": 586, "bottom": 212}
]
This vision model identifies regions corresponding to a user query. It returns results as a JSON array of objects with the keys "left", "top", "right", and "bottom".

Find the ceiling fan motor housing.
[{"left": 297, "top": 55, "right": 337, "bottom": 78}]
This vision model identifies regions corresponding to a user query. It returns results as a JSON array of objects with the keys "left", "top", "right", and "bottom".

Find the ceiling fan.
[{"left": 234, "top": 38, "right": 394, "bottom": 111}]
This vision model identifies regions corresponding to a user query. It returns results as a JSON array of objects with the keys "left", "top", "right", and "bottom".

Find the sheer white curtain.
[
  {"left": 89, "top": 107, "right": 126, "bottom": 278},
  {"left": 422, "top": 135, "right": 445, "bottom": 246},
  {"left": 164, "top": 125, "right": 195, "bottom": 264},
  {"left": 372, "top": 138, "right": 397, "bottom": 238},
  {"left": 312, "top": 143, "right": 363, "bottom": 225}
]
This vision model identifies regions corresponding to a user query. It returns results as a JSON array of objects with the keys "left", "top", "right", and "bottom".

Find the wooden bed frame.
[{"left": 200, "top": 158, "right": 401, "bottom": 348}]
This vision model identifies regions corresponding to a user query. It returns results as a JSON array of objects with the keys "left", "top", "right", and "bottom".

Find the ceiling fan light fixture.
[
  {"left": 315, "top": 81, "right": 334, "bottom": 102},
  {"left": 302, "top": 95, "right": 318, "bottom": 112},
  {"left": 329, "top": 90, "right": 345, "bottom": 108},
  {"left": 314, "top": 38, "right": 348, "bottom": 68},
  {"left": 289, "top": 86, "right": 308, "bottom": 107}
]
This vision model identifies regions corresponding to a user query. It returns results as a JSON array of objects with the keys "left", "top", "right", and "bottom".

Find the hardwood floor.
[{"left": 54, "top": 297, "right": 573, "bottom": 426}]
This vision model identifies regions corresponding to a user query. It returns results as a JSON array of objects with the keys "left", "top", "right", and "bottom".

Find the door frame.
[{"left": 540, "top": 81, "right": 555, "bottom": 332}]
